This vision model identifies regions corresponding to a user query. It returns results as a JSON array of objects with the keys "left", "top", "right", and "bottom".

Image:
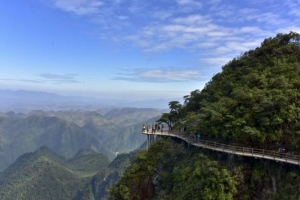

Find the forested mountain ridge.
[
  {"left": 0, "top": 146, "right": 110, "bottom": 200},
  {"left": 0, "top": 145, "right": 139, "bottom": 200},
  {"left": 74, "top": 150, "right": 141, "bottom": 199},
  {"left": 0, "top": 115, "right": 114, "bottom": 171},
  {"left": 159, "top": 32, "right": 300, "bottom": 151},
  {"left": 110, "top": 32, "right": 300, "bottom": 199},
  {"left": 104, "top": 116, "right": 160, "bottom": 153},
  {"left": 0, "top": 108, "right": 163, "bottom": 145}
]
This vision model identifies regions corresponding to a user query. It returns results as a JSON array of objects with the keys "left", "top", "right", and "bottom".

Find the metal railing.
[{"left": 142, "top": 129, "right": 300, "bottom": 166}]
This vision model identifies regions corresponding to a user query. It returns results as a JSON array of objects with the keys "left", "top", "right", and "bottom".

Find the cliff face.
[{"left": 109, "top": 138, "right": 300, "bottom": 200}]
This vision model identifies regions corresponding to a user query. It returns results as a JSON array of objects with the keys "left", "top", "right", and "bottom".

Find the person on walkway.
[
  {"left": 279, "top": 147, "right": 283, "bottom": 158},
  {"left": 161, "top": 123, "right": 164, "bottom": 133},
  {"left": 168, "top": 125, "right": 172, "bottom": 132},
  {"left": 152, "top": 124, "right": 155, "bottom": 134},
  {"left": 143, "top": 124, "right": 146, "bottom": 132},
  {"left": 155, "top": 123, "right": 159, "bottom": 132}
]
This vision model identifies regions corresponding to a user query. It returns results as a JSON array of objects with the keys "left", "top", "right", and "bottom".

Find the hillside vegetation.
[
  {"left": 75, "top": 150, "right": 140, "bottom": 199},
  {"left": 0, "top": 145, "right": 139, "bottom": 200},
  {"left": 0, "top": 146, "right": 109, "bottom": 200},
  {"left": 110, "top": 138, "right": 300, "bottom": 200},
  {"left": 158, "top": 32, "right": 300, "bottom": 151}
]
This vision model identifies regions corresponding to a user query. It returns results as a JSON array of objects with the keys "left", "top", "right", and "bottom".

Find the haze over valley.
[
  {"left": 0, "top": 91, "right": 166, "bottom": 171},
  {"left": 0, "top": 89, "right": 177, "bottom": 113}
]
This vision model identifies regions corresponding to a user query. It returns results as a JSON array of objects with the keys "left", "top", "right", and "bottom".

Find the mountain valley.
[{"left": 0, "top": 108, "right": 163, "bottom": 171}]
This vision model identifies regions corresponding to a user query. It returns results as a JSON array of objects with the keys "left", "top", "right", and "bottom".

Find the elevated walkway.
[{"left": 142, "top": 129, "right": 300, "bottom": 166}]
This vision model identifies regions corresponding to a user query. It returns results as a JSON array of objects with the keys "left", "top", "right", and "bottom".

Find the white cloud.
[
  {"left": 285, "top": 0, "right": 300, "bottom": 18},
  {"left": 0, "top": 74, "right": 83, "bottom": 85},
  {"left": 276, "top": 26, "right": 300, "bottom": 35},
  {"left": 256, "top": 13, "right": 287, "bottom": 25},
  {"left": 152, "top": 10, "right": 174, "bottom": 20},
  {"left": 176, "top": 0, "right": 202, "bottom": 7},
  {"left": 125, "top": 14, "right": 236, "bottom": 52},
  {"left": 172, "top": 15, "right": 211, "bottom": 25},
  {"left": 53, "top": 0, "right": 103, "bottom": 15},
  {"left": 203, "top": 57, "right": 232, "bottom": 66},
  {"left": 239, "top": 8, "right": 258, "bottom": 15},
  {"left": 39, "top": 73, "right": 83, "bottom": 84},
  {"left": 113, "top": 67, "right": 208, "bottom": 82},
  {"left": 118, "top": 15, "right": 128, "bottom": 20}
]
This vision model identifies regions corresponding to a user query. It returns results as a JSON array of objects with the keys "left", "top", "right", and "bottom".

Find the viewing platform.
[{"left": 142, "top": 129, "right": 300, "bottom": 166}]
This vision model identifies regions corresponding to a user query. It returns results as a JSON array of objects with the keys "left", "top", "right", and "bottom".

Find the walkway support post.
[{"left": 147, "top": 134, "right": 149, "bottom": 150}]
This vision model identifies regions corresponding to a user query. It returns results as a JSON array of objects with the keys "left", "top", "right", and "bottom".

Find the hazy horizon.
[
  {"left": 0, "top": 88, "right": 183, "bottom": 102},
  {"left": 0, "top": 89, "right": 180, "bottom": 113}
]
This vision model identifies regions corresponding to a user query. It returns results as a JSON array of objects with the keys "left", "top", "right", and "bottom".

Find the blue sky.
[{"left": 1, "top": 0, "right": 300, "bottom": 101}]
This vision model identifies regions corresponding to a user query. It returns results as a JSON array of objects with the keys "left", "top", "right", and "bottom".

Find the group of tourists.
[{"left": 143, "top": 123, "right": 164, "bottom": 134}]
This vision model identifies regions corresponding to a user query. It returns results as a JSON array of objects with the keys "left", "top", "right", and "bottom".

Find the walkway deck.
[{"left": 142, "top": 130, "right": 300, "bottom": 166}]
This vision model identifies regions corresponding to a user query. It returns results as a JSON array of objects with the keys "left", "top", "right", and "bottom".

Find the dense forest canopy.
[
  {"left": 110, "top": 140, "right": 239, "bottom": 200},
  {"left": 158, "top": 32, "right": 300, "bottom": 151}
]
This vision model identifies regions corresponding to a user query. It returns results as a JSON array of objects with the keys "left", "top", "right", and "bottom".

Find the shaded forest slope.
[
  {"left": 110, "top": 138, "right": 300, "bottom": 200},
  {"left": 0, "top": 145, "right": 139, "bottom": 200}
]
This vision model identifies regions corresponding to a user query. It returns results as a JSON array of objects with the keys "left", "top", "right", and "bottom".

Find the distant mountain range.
[{"left": 0, "top": 89, "right": 181, "bottom": 112}]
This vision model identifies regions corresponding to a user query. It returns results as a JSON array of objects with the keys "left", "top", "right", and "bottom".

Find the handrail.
[{"left": 142, "top": 129, "right": 300, "bottom": 166}]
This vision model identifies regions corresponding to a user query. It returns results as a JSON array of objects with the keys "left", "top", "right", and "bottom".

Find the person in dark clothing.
[{"left": 279, "top": 147, "right": 285, "bottom": 158}]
